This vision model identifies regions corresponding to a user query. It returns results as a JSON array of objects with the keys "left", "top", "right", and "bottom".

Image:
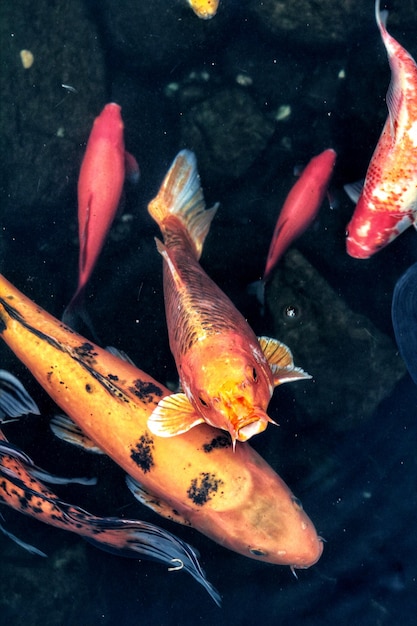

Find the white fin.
[
  {"left": 147, "top": 393, "right": 205, "bottom": 437},
  {"left": 258, "top": 336, "right": 312, "bottom": 386}
]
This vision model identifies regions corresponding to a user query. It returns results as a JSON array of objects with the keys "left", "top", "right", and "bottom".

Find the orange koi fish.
[
  {"left": 0, "top": 274, "right": 323, "bottom": 572},
  {"left": 345, "top": 0, "right": 417, "bottom": 258},
  {"left": 0, "top": 371, "right": 220, "bottom": 603},
  {"left": 147, "top": 150, "right": 310, "bottom": 446},
  {"left": 63, "top": 103, "right": 139, "bottom": 327},
  {"left": 264, "top": 149, "right": 336, "bottom": 281},
  {"left": 188, "top": 0, "right": 219, "bottom": 19}
]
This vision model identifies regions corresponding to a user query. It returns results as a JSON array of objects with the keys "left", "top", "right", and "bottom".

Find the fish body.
[
  {"left": 147, "top": 150, "right": 310, "bottom": 445},
  {"left": 188, "top": 0, "right": 219, "bottom": 19},
  {"left": 63, "top": 103, "right": 139, "bottom": 323},
  {"left": 392, "top": 262, "right": 417, "bottom": 385},
  {"left": 263, "top": 149, "right": 336, "bottom": 281},
  {"left": 345, "top": 0, "right": 417, "bottom": 258},
  {"left": 0, "top": 273, "right": 323, "bottom": 570}
]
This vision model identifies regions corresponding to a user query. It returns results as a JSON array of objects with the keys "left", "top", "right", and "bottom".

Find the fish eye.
[
  {"left": 249, "top": 547, "right": 267, "bottom": 557},
  {"left": 198, "top": 396, "right": 208, "bottom": 407}
]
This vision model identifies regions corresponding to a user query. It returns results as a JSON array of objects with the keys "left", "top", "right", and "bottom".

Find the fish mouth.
[{"left": 236, "top": 413, "right": 275, "bottom": 442}]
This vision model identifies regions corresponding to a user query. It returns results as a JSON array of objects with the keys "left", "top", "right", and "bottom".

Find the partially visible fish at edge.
[
  {"left": 345, "top": 0, "right": 417, "bottom": 258},
  {"left": 392, "top": 262, "right": 417, "bottom": 385},
  {"left": 188, "top": 0, "right": 219, "bottom": 19},
  {"left": 0, "top": 370, "right": 220, "bottom": 605}
]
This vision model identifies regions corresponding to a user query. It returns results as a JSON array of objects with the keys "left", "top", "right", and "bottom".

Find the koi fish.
[
  {"left": 0, "top": 370, "right": 220, "bottom": 603},
  {"left": 264, "top": 149, "right": 336, "bottom": 281},
  {"left": 188, "top": 0, "right": 219, "bottom": 19},
  {"left": 345, "top": 0, "right": 417, "bottom": 258},
  {"left": 63, "top": 103, "right": 139, "bottom": 329},
  {"left": 0, "top": 273, "right": 323, "bottom": 571},
  {"left": 147, "top": 150, "right": 310, "bottom": 446},
  {"left": 392, "top": 262, "right": 417, "bottom": 385}
]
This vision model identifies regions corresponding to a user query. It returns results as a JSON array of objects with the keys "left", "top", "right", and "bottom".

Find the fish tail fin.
[{"left": 148, "top": 150, "right": 218, "bottom": 259}]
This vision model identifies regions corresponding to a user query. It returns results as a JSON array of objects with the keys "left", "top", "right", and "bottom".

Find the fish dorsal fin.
[
  {"left": 258, "top": 336, "right": 312, "bottom": 386},
  {"left": 148, "top": 150, "right": 219, "bottom": 259},
  {"left": 50, "top": 414, "right": 105, "bottom": 454},
  {"left": 147, "top": 392, "right": 204, "bottom": 437},
  {"left": 125, "top": 475, "right": 192, "bottom": 526},
  {"left": 154, "top": 238, "right": 186, "bottom": 291}
]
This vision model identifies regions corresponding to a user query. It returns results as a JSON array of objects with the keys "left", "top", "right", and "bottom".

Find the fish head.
[
  {"left": 186, "top": 441, "right": 324, "bottom": 570},
  {"left": 181, "top": 341, "right": 275, "bottom": 443},
  {"left": 346, "top": 195, "right": 414, "bottom": 258}
]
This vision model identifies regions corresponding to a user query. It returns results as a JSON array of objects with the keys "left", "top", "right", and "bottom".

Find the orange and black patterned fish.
[
  {"left": 0, "top": 371, "right": 220, "bottom": 604},
  {"left": 0, "top": 274, "right": 323, "bottom": 572}
]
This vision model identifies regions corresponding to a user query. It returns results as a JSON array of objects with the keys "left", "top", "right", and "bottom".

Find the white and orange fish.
[
  {"left": 147, "top": 150, "right": 310, "bottom": 446},
  {"left": 345, "top": 0, "right": 417, "bottom": 258},
  {"left": 264, "top": 149, "right": 336, "bottom": 281},
  {"left": 63, "top": 103, "right": 139, "bottom": 328},
  {"left": 188, "top": 0, "right": 219, "bottom": 19}
]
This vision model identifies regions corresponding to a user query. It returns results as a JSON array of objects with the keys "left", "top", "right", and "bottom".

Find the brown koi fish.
[
  {"left": 147, "top": 150, "right": 310, "bottom": 446},
  {"left": 0, "top": 274, "right": 323, "bottom": 572}
]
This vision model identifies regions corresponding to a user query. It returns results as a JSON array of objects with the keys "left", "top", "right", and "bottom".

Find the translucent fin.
[
  {"left": 344, "top": 181, "right": 364, "bottom": 204},
  {"left": 0, "top": 370, "right": 40, "bottom": 421},
  {"left": 0, "top": 439, "right": 97, "bottom": 486},
  {"left": 148, "top": 150, "right": 218, "bottom": 259},
  {"left": 147, "top": 393, "right": 205, "bottom": 437},
  {"left": 126, "top": 475, "right": 192, "bottom": 526},
  {"left": 0, "top": 522, "right": 47, "bottom": 557},
  {"left": 258, "top": 337, "right": 312, "bottom": 385},
  {"left": 50, "top": 414, "right": 105, "bottom": 454}
]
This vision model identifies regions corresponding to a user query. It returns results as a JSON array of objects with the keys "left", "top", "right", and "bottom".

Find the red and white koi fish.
[
  {"left": 0, "top": 371, "right": 220, "bottom": 604},
  {"left": 345, "top": 0, "right": 417, "bottom": 258},
  {"left": 63, "top": 103, "right": 139, "bottom": 327},
  {"left": 264, "top": 149, "right": 336, "bottom": 281},
  {"left": 188, "top": 0, "right": 219, "bottom": 19},
  {"left": 147, "top": 150, "right": 310, "bottom": 446}
]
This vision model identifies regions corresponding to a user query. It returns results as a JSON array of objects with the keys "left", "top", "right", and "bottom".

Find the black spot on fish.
[
  {"left": 129, "top": 379, "right": 163, "bottom": 404},
  {"left": 202, "top": 435, "right": 231, "bottom": 453},
  {"left": 187, "top": 472, "right": 223, "bottom": 506},
  {"left": 108, "top": 374, "right": 119, "bottom": 381},
  {"left": 130, "top": 434, "right": 155, "bottom": 473},
  {"left": 75, "top": 343, "right": 98, "bottom": 363},
  {"left": 85, "top": 384, "right": 92, "bottom": 393}
]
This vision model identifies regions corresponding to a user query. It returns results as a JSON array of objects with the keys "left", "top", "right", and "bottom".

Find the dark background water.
[{"left": 0, "top": 0, "right": 416, "bottom": 624}]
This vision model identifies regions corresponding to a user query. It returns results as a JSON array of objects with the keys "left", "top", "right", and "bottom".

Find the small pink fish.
[
  {"left": 263, "top": 149, "right": 336, "bottom": 281},
  {"left": 63, "top": 103, "right": 139, "bottom": 327},
  {"left": 345, "top": 0, "right": 417, "bottom": 258}
]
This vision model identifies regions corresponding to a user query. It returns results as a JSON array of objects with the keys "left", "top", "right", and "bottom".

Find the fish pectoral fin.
[
  {"left": 258, "top": 336, "right": 312, "bottom": 386},
  {"left": 343, "top": 180, "right": 364, "bottom": 204},
  {"left": 147, "top": 392, "right": 204, "bottom": 437},
  {"left": 50, "top": 414, "right": 105, "bottom": 454},
  {"left": 126, "top": 475, "right": 192, "bottom": 526}
]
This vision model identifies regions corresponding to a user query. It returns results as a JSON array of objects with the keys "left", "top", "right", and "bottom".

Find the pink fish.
[
  {"left": 63, "top": 103, "right": 139, "bottom": 327},
  {"left": 263, "top": 149, "right": 336, "bottom": 281},
  {"left": 345, "top": 0, "right": 417, "bottom": 258}
]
